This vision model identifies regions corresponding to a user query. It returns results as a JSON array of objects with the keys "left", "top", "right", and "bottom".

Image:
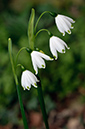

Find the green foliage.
[{"left": 28, "top": 8, "right": 35, "bottom": 50}]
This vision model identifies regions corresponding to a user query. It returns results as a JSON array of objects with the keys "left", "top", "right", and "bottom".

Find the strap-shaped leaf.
[
  {"left": 8, "top": 38, "right": 18, "bottom": 85},
  {"left": 8, "top": 38, "right": 12, "bottom": 56},
  {"left": 28, "top": 8, "right": 35, "bottom": 50},
  {"left": 8, "top": 39, "right": 29, "bottom": 129}
]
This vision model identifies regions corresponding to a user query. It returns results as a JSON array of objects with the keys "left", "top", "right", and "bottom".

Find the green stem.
[
  {"left": 16, "top": 84, "right": 29, "bottom": 129},
  {"left": 15, "top": 47, "right": 26, "bottom": 68},
  {"left": 8, "top": 38, "right": 18, "bottom": 85},
  {"left": 34, "top": 11, "right": 50, "bottom": 33},
  {"left": 8, "top": 38, "right": 29, "bottom": 129},
  {"left": 37, "top": 76, "right": 49, "bottom": 129},
  {"left": 17, "top": 64, "right": 25, "bottom": 71},
  {"left": 35, "top": 29, "right": 52, "bottom": 38}
]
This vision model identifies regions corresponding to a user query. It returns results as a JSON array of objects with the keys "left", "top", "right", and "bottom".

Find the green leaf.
[
  {"left": 8, "top": 38, "right": 18, "bottom": 85},
  {"left": 8, "top": 38, "right": 12, "bottom": 55},
  {"left": 8, "top": 38, "right": 29, "bottom": 129},
  {"left": 28, "top": 8, "right": 35, "bottom": 50}
]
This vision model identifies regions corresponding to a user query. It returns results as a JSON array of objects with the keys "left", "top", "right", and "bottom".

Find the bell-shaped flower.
[
  {"left": 31, "top": 51, "right": 53, "bottom": 74},
  {"left": 49, "top": 36, "right": 70, "bottom": 60},
  {"left": 55, "top": 14, "right": 75, "bottom": 36},
  {"left": 21, "top": 70, "right": 39, "bottom": 90}
]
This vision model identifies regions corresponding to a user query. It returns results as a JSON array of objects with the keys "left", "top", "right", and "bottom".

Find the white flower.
[
  {"left": 31, "top": 51, "right": 53, "bottom": 74},
  {"left": 55, "top": 14, "right": 75, "bottom": 36},
  {"left": 49, "top": 36, "right": 70, "bottom": 60},
  {"left": 21, "top": 70, "right": 39, "bottom": 90}
]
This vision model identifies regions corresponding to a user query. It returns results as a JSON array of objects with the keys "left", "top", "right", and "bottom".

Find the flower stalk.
[
  {"left": 15, "top": 47, "right": 26, "bottom": 67},
  {"left": 34, "top": 11, "right": 51, "bottom": 33},
  {"left": 8, "top": 38, "right": 29, "bottom": 129},
  {"left": 35, "top": 28, "right": 52, "bottom": 38},
  {"left": 37, "top": 75, "right": 49, "bottom": 129}
]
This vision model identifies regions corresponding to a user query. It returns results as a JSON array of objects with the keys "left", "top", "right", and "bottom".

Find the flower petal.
[
  {"left": 26, "top": 70, "right": 39, "bottom": 84},
  {"left": 55, "top": 37, "right": 70, "bottom": 51},
  {"left": 31, "top": 53, "right": 38, "bottom": 74},
  {"left": 55, "top": 16, "right": 65, "bottom": 36},
  {"left": 59, "top": 16, "right": 71, "bottom": 34},
  {"left": 52, "top": 36, "right": 66, "bottom": 53},
  {"left": 50, "top": 38, "right": 58, "bottom": 59},
  {"left": 62, "top": 15, "right": 75, "bottom": 23},
  {"left": 38, "top": 52, "right": 53, "bottom": 61}
]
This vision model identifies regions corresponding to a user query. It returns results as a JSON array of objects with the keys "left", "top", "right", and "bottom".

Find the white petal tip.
[
  {"left": 35, "top": 70, "right": 38, "bottom": 75},
  {"left": 62, "top": 33, "right": 65, "bottom": 36},
  {"left": 54, "top": 55, "right": 58, "bottom": 60},
  {"left": 71, "top": 25, "right": 74, "bottom": 29},
  {"left": 49, "top": 57, "right": 54, "bottom": 60},
  {"left": 23, "top": 88, "right": 25, "bottom": 90},
  {"left": 42, "top": 65, "right": 45, "bottom": 68},
  {"left": 68, "top": 47, "right": 70, "bottom": 50},
  {"left": 73, "top": 20, "right": 75, "bottom": 23},
  {"left": 62, "top": 49, "right": 65, "bottom": 53},
  {"left": 22, "top": 86, "right": 25, "bottom": 90},
  {"left": 35, "top": 73, "right": 38, "bottom": 75},
  {"left": 34, "top": 83, "right": 38, "bottom": 88},
  {"left": 37, "top": 79, "right": 40, "bottom": 82},
  {"left": 55, "top": 58, "right": 57, "bottom": 60},
  {"left": 67, "top": 30, "right": 71, "bottom": 34},
  {"left": 27, "top": 86, "right": 30, "bottom": 90}
]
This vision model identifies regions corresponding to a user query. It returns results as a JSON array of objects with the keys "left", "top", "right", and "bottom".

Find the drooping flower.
[
  {"left": 55, "top": 14, "right": 75, "bottom": 36},
  {"left": 49, "top": 36, "right": 70, "bottom": 60},
  {"left": 31, "top": 51, "right": 53, "bottom": 74},
  {"left": 21, "top": 70, "right": 39, "bottom": 90}
]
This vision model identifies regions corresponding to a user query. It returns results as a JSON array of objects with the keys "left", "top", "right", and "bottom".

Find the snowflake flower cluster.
[{"left": 21, "top": 11, "right": 75, "bottom": 90}]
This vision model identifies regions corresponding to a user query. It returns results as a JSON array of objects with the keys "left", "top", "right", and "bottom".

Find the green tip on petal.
[
  {"left": 71, "top": 25, "right": 74, "bottom": 28},
  {"left": 27, "top": 86, "right": 30, "bottom": 90},
  {"left": 61, "top": 33, "right": 65, "bottom": 36},
  {"left": 34, "top": 83, "right": 37, "bottom": 88},
  {"left": 54, "top": 55, "right": 57, "bottom": 60},
  {"left": 73, "top": 20, "right": 75, "bottom": 22},
  {"left": 42, "top": 65, "right": 45, "bottom": 68},
  {"left": 50, "top": 57, "right": 54, "bottom": 60},
  {"left": 22, "top": 87, "right": 25, "bottom": 90},
  {"left": 68, "top": 47, "right": 70, "bottom": 50},
  {"left": 62, "top": 49, "right": 65, "bottom": 53},
  {"left": 34, "top": 70, "right": 37, "bottom": 74},
  {"left": 68, "top": 30, "right": 71, "bottom": 34}
]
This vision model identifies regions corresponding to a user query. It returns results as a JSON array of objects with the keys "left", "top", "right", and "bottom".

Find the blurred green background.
[{"left": 0, "top": 0, "right": 85, "bottom": 128}]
